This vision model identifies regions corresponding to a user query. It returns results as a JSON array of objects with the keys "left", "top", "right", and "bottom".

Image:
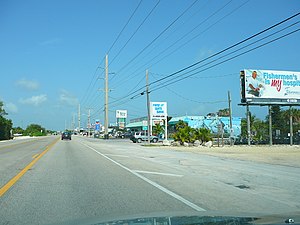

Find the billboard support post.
[
  {"left": 269, "top": 105, "right": 273, "bottom": 146},
  {"left": 290, "top": 106, "right": 293, "bottom": 146},
  {"left": 246, "top": 104, "right": 251, "bottom": 146}
]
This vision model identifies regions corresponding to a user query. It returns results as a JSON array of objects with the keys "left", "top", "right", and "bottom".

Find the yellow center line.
[
  {"left": 0, "top": 138, "right": 59, "bottom": 197},
  {"left": 32, "top": 154, "right": 39, "bottom": 159}
]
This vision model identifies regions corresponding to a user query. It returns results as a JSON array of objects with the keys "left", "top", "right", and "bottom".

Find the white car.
[{"left": 130, "top": 132, "right": 158, "bottom": 143}]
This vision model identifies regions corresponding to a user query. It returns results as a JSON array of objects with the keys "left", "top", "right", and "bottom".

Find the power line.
[
  {"left": 150, "top": 71, "right": 231, "bottom": 104},
  {"left": 81, "top": 1, "right": 142, "bottom": 110},
  {"left": 147, "top": 12, "right": 300, "bottom": 91},
  {"left": 107, "top": 12, "right": 300, "bottom": 106},
  {"left": 152, "top": 20, "right": 300, "bottom": 87},
  {"left": 110, "top": 0, "right": 249, "bottom": 90},
  {"left": 107, "top": 0, "right": 143, "bottom": 55},
  {"left": 147, "top": 0, "right": 250, "bottom": 68},
  {"left": 149, "top": 27, "right": 300, "bottom": 94},
  {"left": 111, "top": 0, "right": 212, "bottom": 81},
  {"left": 164, "top": 86, "right": 227, "bottom": 104},
  {"left": 80, "top": 56, "right": 105, "bottom": 107},
  {"left": 109, "top": 0, "right": 160, "bottom": 68},
  {"left": 151, "top": 71, "right": 237, "bottom": 79},
  {"left": 130, "top": 26, "right": 300, "bottom": 100},
  {"left": 115, "top": 0, "right": 199, "bottom": 75}
]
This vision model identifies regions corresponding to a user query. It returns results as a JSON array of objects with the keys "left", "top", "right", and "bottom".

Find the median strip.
[{"left": 0, "top": 138, "right": 59, "bottom": 197}]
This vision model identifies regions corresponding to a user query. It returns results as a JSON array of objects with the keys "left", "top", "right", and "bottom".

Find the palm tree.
[{"left": 152, "top": 123, "right": 164, "bottom": 137}]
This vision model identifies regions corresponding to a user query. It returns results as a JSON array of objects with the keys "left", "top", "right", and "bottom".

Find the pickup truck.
[{"left": 130, "top": 132, "right": 159, "bottom": 143}]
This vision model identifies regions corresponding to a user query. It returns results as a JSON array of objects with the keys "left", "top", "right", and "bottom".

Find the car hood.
[{"left": 49, "top": 211, "right": 300, "bottom": 225}]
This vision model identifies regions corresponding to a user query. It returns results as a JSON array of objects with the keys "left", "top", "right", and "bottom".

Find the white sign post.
[
  {"left": 150, "top": 102, "right": 168, "bottom": 140},
  {"left": 116, "top": 110, "right": 127, "bottom": 129}
]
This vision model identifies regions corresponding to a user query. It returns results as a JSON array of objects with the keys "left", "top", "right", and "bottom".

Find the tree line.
[
  {"left": 0, "top": 101, "right": 47, "bottom": 140},
  {"left": 240, "top": 105, "right": 300, "bottom": 143}
]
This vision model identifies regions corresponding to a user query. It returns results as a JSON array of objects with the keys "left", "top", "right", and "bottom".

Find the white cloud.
[
  {"left": 20, "top": 95, "right": 47, "bottom": 106},
  {"left": 196, "top": 48, "right": 215, "bottom": 60},
  {"left": 16, "top": 78, "right": 39, "bottom": 91},
  {"left": 5, "top": 102, "right": 18, "bottom": 113},
  {"left": 59, "top": 90, "right": 78, "bottom": 107},
  {"left": 39, "top": 38, "right": 61, "bottom": 46}
]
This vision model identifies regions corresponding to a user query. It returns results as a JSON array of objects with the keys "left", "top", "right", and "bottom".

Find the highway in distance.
[{"left": 0, "top": 135, "right": 299, "bottom": 225}]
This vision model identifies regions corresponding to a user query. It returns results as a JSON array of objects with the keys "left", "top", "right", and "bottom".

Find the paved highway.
[{"left": 0, "top": 136, "right": 299, "bottom": 224}]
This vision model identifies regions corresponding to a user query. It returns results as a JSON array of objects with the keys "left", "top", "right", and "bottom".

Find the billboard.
[
  {"left": 241, "top": 69, "right": 300, "bottom": 105},
  {"left": 116, "top": 110, "right": 127, "bottom": 119},
  {"left": 150, "top": 102, "right": 167, "bottom": 118}
]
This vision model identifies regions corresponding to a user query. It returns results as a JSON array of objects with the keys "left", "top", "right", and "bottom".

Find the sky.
[{"left": 0, "top": 0, "right": 300, "bottom": 131}]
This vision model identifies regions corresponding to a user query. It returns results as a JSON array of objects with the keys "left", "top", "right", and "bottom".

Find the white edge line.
[
  {"left": 133, "top": 170, "right": 183, "bottom": 177},
  {"left": 104, "top": 154, "right": 130, "bottom": 158},
  {"left": 82, "top": 143, "right": 206, "bottom": 212}
]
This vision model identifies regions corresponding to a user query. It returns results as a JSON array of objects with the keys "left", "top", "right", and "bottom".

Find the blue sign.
[{"left": 95, "top": 120, "right": 100, "bottom": 131}]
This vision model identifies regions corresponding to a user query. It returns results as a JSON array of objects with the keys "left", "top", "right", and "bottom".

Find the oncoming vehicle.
[
  {"left": 61, "top": 131, "right": 72, "bottom": 140},
  {"left": 130, "top": 131, "right": 158, "bottom": 143}
]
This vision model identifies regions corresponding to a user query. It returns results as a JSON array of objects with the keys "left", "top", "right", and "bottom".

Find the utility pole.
[
  {"left": 146, "top": 69, "right": 151, "bottom": 144},
  {"left": 228, "top": 91, "right": 233, "bottom": 146},
  {"left": 88, "top": 108, "right": 91, "bottom": 137},
  {"left": 104, "top": 54, "right": 109, "bottom": 139},
  {"left": 72, "top": 114, "right": 75, "bottom": 131},
  {"left": 78, "top": 104, "right": 81, "bottom": 132}
]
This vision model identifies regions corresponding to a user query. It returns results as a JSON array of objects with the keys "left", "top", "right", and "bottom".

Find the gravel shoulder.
[{"left": 156, "top": 144, "right": 300, "bottom": 167}]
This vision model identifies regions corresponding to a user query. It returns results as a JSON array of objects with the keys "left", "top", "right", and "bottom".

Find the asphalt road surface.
[{"left": 0, "top": 136, "right": 299, "bottom": 224}]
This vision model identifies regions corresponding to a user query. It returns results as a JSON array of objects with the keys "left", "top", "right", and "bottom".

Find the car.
[
  {"left": 61, "top": 131, "right": 71, "bottom": 140},
  {"left": 116, "top": 131, "right": 132, "bottom": 139},
  {"left": 130, "top": 132, "right": 158, "bottom": 143}
]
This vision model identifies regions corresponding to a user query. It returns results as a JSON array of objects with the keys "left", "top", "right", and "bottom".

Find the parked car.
[
  {"left": 130, "top": 132, "right": 158, "bottom": 143},
  {"left": 61, "top": 131, "right": 71, "bottom": 140},
  {"left": 116, "top": 131, "right": 132, "bottom": 139}
]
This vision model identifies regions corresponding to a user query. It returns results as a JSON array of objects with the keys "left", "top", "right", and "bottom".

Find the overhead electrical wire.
[
  {"left": 150, "top": 72, "right": 232, "bottom": 104},
  {"left": 107, "top": 0, "right": 143, "bottom": 55},
  {"left": 110, "top": 0, "right": 249, "bottom": 91},
  {"left": 90, "top": 12, "right": 300, "bottom": 116},
  {"left": 94, "top": 0, "right": 232, "bottom": 114},
  {"left": 147, "top": 0, "right": 250, "bottom": 69},
  {"left": 80, "top": 1, "right": 143, "bottom": 110},
  {"left": 143, "top": 12, "right": 300, "bottom": 93},
  {"left": 111, "top": 0, "right": 212, "bottom": 81},
  {"left": 115, "top": 0, "right": 199, "bottom": 75},
  {"left": 165, "top": 87, "right": 227, "bottom": 104},
  {"left": 109, "top": 0, "right": 161, "bottom": 68},
  {"left": 79, "top": 57, "right": 105, "bottom": 107},
  {"left": 149, "top": 27, "right": 300, "bottom": 94},
  {"left": 107, "top": 12, "right": 299, "bottom": 104},
  {"left": 150, "top": 20, "right": 300, "bottom": 88}
]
